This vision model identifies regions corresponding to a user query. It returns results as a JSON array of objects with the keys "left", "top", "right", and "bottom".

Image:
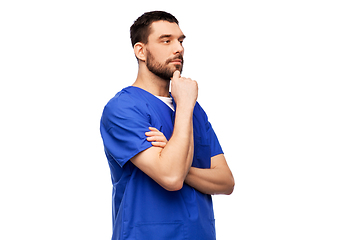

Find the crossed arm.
[
  {"left": 130, "top": 105, "right": 194, "bottom": 191},
  {"left": 185, "top": 154, "right": 234, "bottom": 195},
  {"left": 139, "top": 127, "right": 234, "bottom": 195},
  {"left": 130, "top": 71, "right": 234, "bottom": 194}
]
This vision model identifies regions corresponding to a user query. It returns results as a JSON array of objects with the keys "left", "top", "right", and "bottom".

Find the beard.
[{"left": 146, "top": 51, "right": 183, "bottom": 81}]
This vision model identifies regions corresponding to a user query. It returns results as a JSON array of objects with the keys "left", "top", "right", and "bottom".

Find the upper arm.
[
  {"left": 211, "top": 154, "right": 231, "bottom": 170},
  {"left": 100, "top": 95, "right": 153, "bottom": 167},
  {"left": 211, "top": 154, "right": 234, "bottom": 186},
  {"left": 211, "top": 154, "right": 235, "bottom": 194},
  {"left": 130, "top": 146, "right": 162, "bottom": 182},
  {"left": 131, "top": 146, "right": 182, "bottom": 191}
]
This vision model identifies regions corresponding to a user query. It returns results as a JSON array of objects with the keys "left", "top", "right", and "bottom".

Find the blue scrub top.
[{"left": 100, "top": 86, "right": 223, "bottom": 240}]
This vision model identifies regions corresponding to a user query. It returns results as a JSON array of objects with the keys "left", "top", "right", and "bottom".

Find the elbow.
[
  {"left": 225, "top": 185, "right": 234, "bottom": 195},
  {"left": 160, "top": 176, "right": 184, "bottom": 192},
  {"left": 225, "top": 177, "right": 235, "bottom": 195}
]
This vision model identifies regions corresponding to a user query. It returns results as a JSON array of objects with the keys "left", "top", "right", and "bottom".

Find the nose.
[{"left": 173, "top": 40, "right": 184, "bottom": 55}]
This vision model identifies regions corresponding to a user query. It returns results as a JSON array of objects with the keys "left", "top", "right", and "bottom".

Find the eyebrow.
[{"left": 159, "top": 34, "right": 186, "bottom": 40}]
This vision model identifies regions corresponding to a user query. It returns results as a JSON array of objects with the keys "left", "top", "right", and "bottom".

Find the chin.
[{"left": 174, "top": 65, "right": 183, "bottom": 73}]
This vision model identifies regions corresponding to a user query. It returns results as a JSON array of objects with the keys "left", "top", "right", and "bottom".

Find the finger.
[
  {"left": 148, "top": 127, "right": 160, "bottom": 132},
  {"left": 151, "top": 142, "right": 167, "bottom": 148},
  {"left": 172, "top": 70, "right": 181, "bottom": 80},
  {"left": 147, "top": 136, "right": 168, "bottom": 142},
  {"left": 145, "top": 131, "right": 164, "bottom": 137},
  {"left": 146, "top": 136, "right": 155, "bottom": 141},
  {"left": 146, "top": 136, "right": 161, "bottom": 142},
  {"left": 145, "top": 129, "right": 161, "bottom": 136}
]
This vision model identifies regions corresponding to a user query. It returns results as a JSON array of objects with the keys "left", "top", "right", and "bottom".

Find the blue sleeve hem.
[{"left": 116, "top": 141, "right": 153, "bottom": 168}]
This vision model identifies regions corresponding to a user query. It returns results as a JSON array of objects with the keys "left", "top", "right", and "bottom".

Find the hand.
[
  {"left": 145, "top": 127, "right": 168, "bottom": 148},
  {"left": 171, "top": 70, "right": 198, "bottom": 109}
]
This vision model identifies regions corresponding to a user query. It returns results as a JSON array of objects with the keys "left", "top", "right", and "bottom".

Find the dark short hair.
[{"left": 130, "top": 11, "right": 179, "bottom": 47}]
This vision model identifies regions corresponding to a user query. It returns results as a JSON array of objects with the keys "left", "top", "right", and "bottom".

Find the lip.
[{"left": 170, "top": 59, "right": 182, "bottom": 64}]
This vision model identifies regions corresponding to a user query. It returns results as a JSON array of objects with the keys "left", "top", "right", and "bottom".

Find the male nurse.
[{"left": 100, "top": 11, "right": 234, "bottom": 240}]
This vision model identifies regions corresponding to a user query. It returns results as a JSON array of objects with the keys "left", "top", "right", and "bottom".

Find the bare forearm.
[
  {"left": 130, "top": 70, "right": 198, "bottom": 191},
  {"left": 159, "top": 106, "right": 194, "bottom": 182},
  {"left": 185, "top": 166, "right": 234, "bottom": 195}
]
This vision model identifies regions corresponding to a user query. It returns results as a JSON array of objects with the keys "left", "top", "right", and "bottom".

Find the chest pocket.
[
  {"left": 193, "top": 134, "right": 211, "bottom": 169},
  {"left": 192, "top": 108, "right": 212, "bottom": 169}
]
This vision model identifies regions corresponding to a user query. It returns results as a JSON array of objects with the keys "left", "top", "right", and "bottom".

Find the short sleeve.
[
  {"left": 100, "top": 92, "right": 153, "bottom": 167},
  {"left": 207, "top": 121, "right": 224, "bottom": 157},
  {"left": 194, "top": 102, "right": 224, "bottom": 158}
]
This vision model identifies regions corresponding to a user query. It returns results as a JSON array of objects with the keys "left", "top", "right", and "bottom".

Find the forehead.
[{"left": 148, "top": 21, "right": 184, "bottom": 40}]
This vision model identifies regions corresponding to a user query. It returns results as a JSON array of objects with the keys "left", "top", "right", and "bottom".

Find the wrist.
[{"left": 175, "top": 102, "right": 195, "bottom": 114}]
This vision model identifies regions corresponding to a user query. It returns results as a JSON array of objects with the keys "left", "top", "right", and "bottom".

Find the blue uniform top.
[{"left": 100, "top": 86, "right": 223, "bottom": 240}]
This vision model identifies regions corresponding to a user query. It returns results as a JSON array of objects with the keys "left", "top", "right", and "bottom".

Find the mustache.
[{"left": 166, "top": 54, "right": 183, "bottom": 64}]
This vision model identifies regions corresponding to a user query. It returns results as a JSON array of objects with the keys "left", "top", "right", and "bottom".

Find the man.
[{"left": 100, "top": 11, "right": 234, "bottom": 240}]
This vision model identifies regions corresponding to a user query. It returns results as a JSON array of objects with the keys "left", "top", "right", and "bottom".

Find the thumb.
[{"left": 172, "top": 70, "right": 181, "bottom": 80}]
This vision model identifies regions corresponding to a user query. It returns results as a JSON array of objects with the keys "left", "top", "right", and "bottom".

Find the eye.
[{"left": 163, "top": 40, "right": 170, "bottom": 44}]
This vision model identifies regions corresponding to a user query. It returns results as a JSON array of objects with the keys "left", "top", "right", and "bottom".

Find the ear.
[{"left": 134, "top": 42, "right": 146, "bottom": 62}]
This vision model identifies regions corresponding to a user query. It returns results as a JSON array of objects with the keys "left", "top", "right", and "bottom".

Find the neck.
[{"left": 133, "top": 63, "right": 170, "bottom": 97}]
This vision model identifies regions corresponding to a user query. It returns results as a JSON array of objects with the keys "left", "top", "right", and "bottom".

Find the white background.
[{"left": 1, "top": 0, "right": 359, "bottom": 239}]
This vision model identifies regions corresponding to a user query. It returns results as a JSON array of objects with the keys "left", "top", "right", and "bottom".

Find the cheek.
[{"left": 149, "top": 46, "right": 171, "bottom": 62}]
